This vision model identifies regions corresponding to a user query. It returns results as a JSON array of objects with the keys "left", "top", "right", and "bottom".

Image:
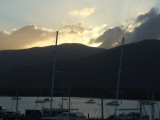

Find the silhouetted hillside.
[
  {"left": 0, "top": 43, "right": 105, "bottom": 72},
  {"left": 1, "top": 39, "right": 160, "bottom": 99}
]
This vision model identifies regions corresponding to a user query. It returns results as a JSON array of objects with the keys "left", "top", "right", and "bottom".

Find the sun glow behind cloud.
[
  {"left": 90, "top": 43, "right": 102, "bottom": 47},
  {"left": 0, "top": 23, "right": 107, "bottom": 50}
]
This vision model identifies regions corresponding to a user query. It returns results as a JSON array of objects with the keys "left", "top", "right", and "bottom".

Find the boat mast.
[
  {"left": 101, "top": 96, "right": 104, "bottom": 120},
  {"left": 50, "top": 31, "right": 59, "bottom": 116},
  {"left": 16, "top": 92, "right": 19, "bottom": 114},
  {"left": 115, "top": 37, "right": 125, "bottom": 116}
]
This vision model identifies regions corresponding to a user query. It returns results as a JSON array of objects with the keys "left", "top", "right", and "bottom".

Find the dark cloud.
[
  {"left": 90, "top": 26, "right": 124, "bottom": 48},
  {"left": 136, "top": 8, "right": 158, "bottom": 23},
  {"left": 131, "top": 8, "right": 160, "bottom": 42},
  {"left": 92, "top": 8, "right": 160, "bottom": 49}
]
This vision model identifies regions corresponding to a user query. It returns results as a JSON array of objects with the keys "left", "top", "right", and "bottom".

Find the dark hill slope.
[
  {"left": 0, "top": 39, "right": 160, "bottom": 98},
  {"left": 56, "top": 39, "right": 160, "bottom": 90},
  {"left": 0, "top": 43, "right": 105, "bottom": 72}
]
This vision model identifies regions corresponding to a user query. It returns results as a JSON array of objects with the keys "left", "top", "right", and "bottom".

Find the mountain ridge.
[
  {"left": 0, "top": 43, "right": 105, "bottom": 72},
  {"left": 0, "top": 39, "right": 160, "bottom": 99}
]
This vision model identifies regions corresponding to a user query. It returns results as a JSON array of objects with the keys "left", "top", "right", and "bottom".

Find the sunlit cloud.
[
  {"left": 0, "top": 25, "right": 57, "bottom": 50},
  {"left": 58, "top": 22, "right": 106, "bottom": 46},
  {"left": 69, "top": 8, "right": 95, "bottom": 17},
  {"left": 89, "top": 26, "right": 125, "bottom": 49},
  {"left": 90, "top": 8, "right": 160, "bottom": 49},
  {"left": 1, "top": 8, "right": 160, "bottom": 50},
  {"left": 0, "top": 23, "right": 106, "bottom": 50}
]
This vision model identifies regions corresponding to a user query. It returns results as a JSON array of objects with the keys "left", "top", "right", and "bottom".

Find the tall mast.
[
  {"left": 50, "top": 31, "right": 59, "bottom": 116},
  {"left": 115, "top": 37, "right": 125, "bottom": 116}
]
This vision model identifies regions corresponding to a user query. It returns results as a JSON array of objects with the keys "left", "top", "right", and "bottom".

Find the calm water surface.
[{"left": 0, "top": 97, "right": 159, "bottom": 119}]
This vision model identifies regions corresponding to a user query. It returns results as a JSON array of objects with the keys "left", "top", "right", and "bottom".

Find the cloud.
[
  {"left": 89, "top": 26, "right": 124, "bottom": 48},
  {"left": 90, "top": 8, "right": 160, "bottom": 49},
  {"left": 59, "top": 22, "right": 106, "bottom": 46},
  {"left": 1, "top": 8, "right": 160, "bottom": 50},
  {"left": 131, "top": 8, "right": 160, "bottom": 42},
  {"left": 0, "top": 23, "right": 105, "bottom": 50},
  {"left": 61, "top": 22, "right": 92, "bottom": 33},
  {"left": 69, "top": 8, "right": 95, "bottom": 17},
  {"left": 136, "top": 8, "right": 159, "bottom": 23},
  {"left": 0, "top": 25, "right": 56, "bottom": 50}
]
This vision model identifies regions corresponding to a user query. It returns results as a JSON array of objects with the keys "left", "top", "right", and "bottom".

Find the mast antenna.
[
  {"left": 115, "top": 37, "right": 125, "bottom": 116},
  {"left": 50, "top": 31, "right": 59, "bottom": 116}
]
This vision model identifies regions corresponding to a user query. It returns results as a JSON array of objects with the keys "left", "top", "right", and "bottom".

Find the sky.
[{"left": 0, "top": 0, "right": 160, "bottom": 50}]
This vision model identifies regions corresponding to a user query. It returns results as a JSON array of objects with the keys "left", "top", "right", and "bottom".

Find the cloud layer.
[
  {"left": 0, "top": 25, "right": 56, "bottom": 50},
  {"left": 69, "top": 8, "right": 95, "bottom": 17},
  {"left": 90, "top": 8, "right": 160, "bottom": 48},
  {"left": 0, "top": 8, "right": 160, "bottom": 50},
  {"left": 0, "top": 22, "right": 105, "bottom": 50}
]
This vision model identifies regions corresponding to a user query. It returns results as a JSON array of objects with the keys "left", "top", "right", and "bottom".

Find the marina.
[
  {"left": 0, "top": 97, "right": 160, "bottom": 119},
  {"left": 1, "top": 1, "right": 160, "bottom": 119},
  {"left": 0, "top": 35, "right": 160, "bottom": 120}
]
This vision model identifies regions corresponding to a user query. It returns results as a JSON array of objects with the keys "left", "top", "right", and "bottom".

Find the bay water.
[{"left": 0, "top": 97, "right": 159, "bottom": 119}]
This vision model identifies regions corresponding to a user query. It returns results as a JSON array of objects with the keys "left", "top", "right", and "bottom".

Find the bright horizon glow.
[{"left": 89, "top": 43, "right": 102, "bottom": 48}]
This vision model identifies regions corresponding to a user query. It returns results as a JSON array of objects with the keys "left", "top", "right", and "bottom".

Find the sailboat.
[
  {"left": 106, "top": 37, "right": 124, "bottom": 108},
  {"left": 85, "top": 99, "right": 95, "bottom": 104},
  {"left": 114, "top": 37, "right": 125, "bottom": 116},
  {"left": 35, "top": 98, "right": 52, "bottom": 104},
  {"left": 85, "top": 89, "right": 96, "bottom": 104},
  {"left": 106, "top": 101, "right": 119, "bottom": 106},
  {"left": 38, "top": 31, "right": 85, "bottom": 120},
  {"left": 106, "top": 38, "right": 157, "bottom": 120},
  {"left": 106, "top": 38, "right": 139, "bottom": 120},
  {"left": 106, "top": 38, "right": 142, "bottom": 120}
]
